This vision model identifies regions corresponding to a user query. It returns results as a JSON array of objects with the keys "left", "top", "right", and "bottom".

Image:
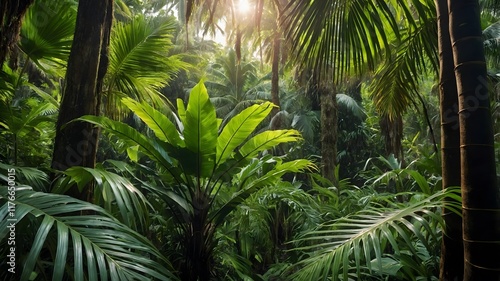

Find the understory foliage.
[{"left": 0, "top": 80, "right": 462, "bottom": 281}]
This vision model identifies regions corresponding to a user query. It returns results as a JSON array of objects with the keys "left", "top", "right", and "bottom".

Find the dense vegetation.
[{"left": 0, "top": 0, "right": 499, "bottom": 280}]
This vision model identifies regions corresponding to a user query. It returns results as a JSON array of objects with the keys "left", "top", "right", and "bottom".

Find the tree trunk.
[
  {"left": 182, "top": 198, "right": 213, "bottom": 281},
  {"left": 435, "top": 0, "right": 463, "bottom": 280},
  {"left": 51, "top": 0, "right": 113, "bottom": 201},
  {"left": 0, "top": 0, "right": 35, "bottom": 68},
  {"left": 320, "top": 85, "right": 337, "bottom": 185},
  {"left": 379, "top": 114, "right": 404, "bottom": 163},
  {"left": 270, "top": 30, "right": 281, "bottom": 126},
  {"left": 449, "top": 0, "right": 500, "bottom": 279}
]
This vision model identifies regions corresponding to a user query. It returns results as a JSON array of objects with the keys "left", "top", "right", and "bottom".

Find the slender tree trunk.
[
  {"left": 379, "top": 114, "right": 404, "bottom": 163},
  {"left": 320, "top": 84, "right": 337, "bottom": 185},
  {"left": 436, "top": 0, "right": 463, "bottom": 280},
  {"left": 449, "top": 0, "right": 500, "bottom": 280},
  {"left": 51, "top": 0, "right": 113, "bottom": 201},
  {"left": 0, "top": 0, "right": 35, "bottom": 68},
  {"left": 270, "top": 30, "right": 282, "bottom": 130}
]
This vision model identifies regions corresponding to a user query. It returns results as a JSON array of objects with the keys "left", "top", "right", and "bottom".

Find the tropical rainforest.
[{"left": 0, "top": 0, "right": 499, "bottom": 280}]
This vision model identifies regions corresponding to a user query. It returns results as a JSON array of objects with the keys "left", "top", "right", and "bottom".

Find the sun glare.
[{"left": 237, "top": 0, "right": 252, "bottom": 15}]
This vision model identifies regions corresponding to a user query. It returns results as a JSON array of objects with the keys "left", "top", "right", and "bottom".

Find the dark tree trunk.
[
  {"left": 435, "top": 0, "right": 463, "bottom": 280},
  {"left": 449, "top": 0, "right": 500, "bottom": 279},
  {"left": 51, "top": 0, "right": 113, "bottom": 201},
  {"left": 181, "top": 196, "right": 213, "bottom": 281},
  {"left": 0, "top": 0, "right": 35, "bottom": 68},
  {"left": 320, "top": 85, "right": 337, "bottom": 185}
]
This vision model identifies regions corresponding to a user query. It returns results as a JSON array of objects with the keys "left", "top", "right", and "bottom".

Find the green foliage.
[
  {"left": 0, "top": 95, "right": 56, "bottom": 166},
  {"left": 0, "top": 186, "right": 177, "bottom": 281},
  {"left": 105, "top": 14, "right": 186, "bottom": 118},
  {"left": 205, "top": 48, "right": 262, "bottom": 120},
  {"left": 368, "top": 0, "right": 437, "bottom": 120},
  {"left": 20, "top": 0, "right": 77, "bottom": 73},
  {"left": 286, "top": 188, "right": 461, "bottom": 281},
  {"left": 77, "top": 81, "right": 314, "bottom": 280},
  {"left": 53, "top": 164, "right": 151, "bottom": 231}
]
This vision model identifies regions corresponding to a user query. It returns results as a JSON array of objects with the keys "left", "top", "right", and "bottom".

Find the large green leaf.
[
  {"left": 239, "top": 129, "right": 302, "bottom": 159},
  {"left": 183, "top": 81, "right": 218, "bottom": 177},
  {"left": 216, "top": 101, "right": 274, "bottom": 166},
  {"left": 0, "top": 188, "right": 177, "bottom": 281},
  {"left": 75, "top": 115, "right": 183, "bottom": 184},
  {"left": 122, "top": 97, "right": 184, "bottom": 147}
]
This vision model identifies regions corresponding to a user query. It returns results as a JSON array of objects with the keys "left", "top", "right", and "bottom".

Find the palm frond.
[
  {"left": 0, "top": 165, "right": 48, "bottom": 191},
  {"left": 0, "top": 188, "right": 178, "bottom": 281},
  {"left": 106, "top": 15, "right": 185, "bottom": 118},
  {"left": 20, "top": 0, "right": 77, "bottom": 72},
  {"left": 287, "top": 188, "right": 461, "bottom": 281},
  {"left": 369, "top": 11, "right": 438, "bottom": 119},
  {"left": 483, "top": 20, "right": 500, "bottom": 69},
  {"left": 53, "top": 165, "right": 151, "bottom": 230},
  {"left": 284, "top": 0, "right": 399, "bottom": 81}
]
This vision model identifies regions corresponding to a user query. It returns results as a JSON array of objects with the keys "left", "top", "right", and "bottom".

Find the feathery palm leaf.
[
  {"left": 283, "top": 0, "right": 399, "bottom": 81},
  {"left": 369, "top": 7, "right": 438, "bottom": 119},
  {"left": 287, "top": 188, "right": 461, "bottom": 281},
  {"left": 106, "top": 15, "right": 185, "bottom": 118},
  {"left": 0, "top": 163, "right": 48, "bottom": 191},
  {"left": 284, "top": 0, "right": 436, "bottom": 83},
  {"left": 53, "top": 165, "right": 151, "bottom": 230},
  {"left": 0, "top": 188, "right": 177, "bottom": 281}
]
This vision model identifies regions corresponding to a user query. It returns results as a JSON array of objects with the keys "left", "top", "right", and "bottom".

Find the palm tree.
[
  {"left": 363, "top": 0, "right": 437, "bottom": 164},
  {"left": 448, "top": 0, "right": 499, "bottom": 279},
  {"left": 205, "top": 48, "right": 261, "bottom": 119},
  {"left": 435, "top": 0, "right": 462, "bottom": 279},
  {"left": 282, "top": 0, "right": 406, "bottom": 184}
]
